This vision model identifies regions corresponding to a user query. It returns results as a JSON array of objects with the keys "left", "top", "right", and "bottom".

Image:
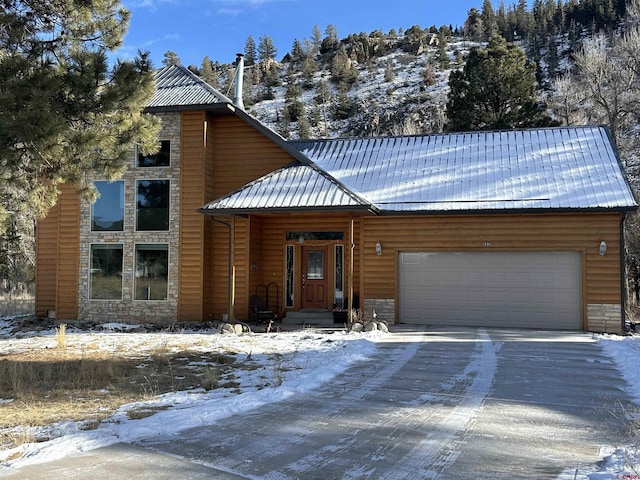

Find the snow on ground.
[
  {"left": 0, "top": 317, "right": 383, "bottom": 471},
  {"left": 1, "top": 315, "right": 640, "bottom": 478}
]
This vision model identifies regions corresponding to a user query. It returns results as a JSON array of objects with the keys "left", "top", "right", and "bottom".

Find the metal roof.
[
  {"left": 289, "top": 126, "right": 637, "bottom": 213},
  {"left": 198, "top": 163, "right": 374, "bottom": 214},
  {"left": 146, "top": 64, "right": 231, "bottom": 109}
]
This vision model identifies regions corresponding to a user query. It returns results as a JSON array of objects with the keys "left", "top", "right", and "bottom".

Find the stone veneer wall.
[
  {"left": 78, "top": 112, "right": 181, "bottom": 324},
  {"left": 587, "top": 303, "right": 623, "bottom": 333},
  {"left": 364, "top": 298, "right": 395, "bottom": 324}
]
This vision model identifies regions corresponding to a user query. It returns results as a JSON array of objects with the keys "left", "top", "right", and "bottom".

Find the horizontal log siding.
[
  {"left": 203, "top": 115, "right": 216, "bottom": 319},
  {"left": 211, "top": 116, "right": 294, "bottom": 198},
  {"left": 233, "top": 216, "right": 249, "bottom": 321},
  {"left": 211, "top": 219, "right": 232, "bottom": 320},
  {"left": 35, "top": 197, "right": 60, "bottom": 318},
  {"left": 55, "top": 184, "right": 80, "bottom": 320},
  {"left": 361, "top": 212, "right": 624, "bottom": 325},
  {"left": 178, "top": 111, "right": 207, "bottom": 321}
]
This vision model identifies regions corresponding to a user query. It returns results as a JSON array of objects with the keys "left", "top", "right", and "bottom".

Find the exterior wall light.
[
  {"left": 375, "top": 241, "right": 382, "bottom": 256},
  {"left": 599, "top": 241, "right": 607, "bottom": 256}
]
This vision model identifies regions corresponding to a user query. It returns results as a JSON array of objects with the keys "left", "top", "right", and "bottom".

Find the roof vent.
[{"left": 233, "top": 53, "right": 245, "bottom": 110}]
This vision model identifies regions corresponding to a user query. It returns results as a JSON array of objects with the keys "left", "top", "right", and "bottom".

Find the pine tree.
[
  {"left": 200, "top": 56, "right": 218, "bottom": 88},
  {"left": 0, "top": 0, "right": 160, "bottom": 232},
  {"left": 163, "top": 51, "right": 181, "bottom": 66},
  {"left": 384, "top": 60, "right": 395, "bottom": 82},
  {"left": 464, "top": 8, "right": 485, "bottom": 41},
  {"left": 244, "top": 36, "right": 257, "bottom": 66},
  {"left": 436, "top": 31, "right": 450, "bottom": 69},
  {"left": 446, "top": 35, "right": 556, "bottom": 131},
  {"left": 481, "top": 0, "right": 498, "bottom": 39},
  {"left": 258, "top": 35, "right": 277, "bottom": 62},
  {"left": 311, "top": 25, "right": 323, "bottom": 55}
]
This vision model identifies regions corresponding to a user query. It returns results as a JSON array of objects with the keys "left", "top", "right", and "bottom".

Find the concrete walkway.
[{"left": 0, "top": 326, "right": 635, "bottom": 479}]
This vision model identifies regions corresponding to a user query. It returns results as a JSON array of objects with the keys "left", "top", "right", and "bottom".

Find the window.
[
  {"left": 135, "top": 244, "right": 168, "bottom": 300},
  {"left": 90, "top": 244, "right": 123, "bottom": 299},
  {"left": 91, "top": 181, "right": 124, "bottom": 231},
  {"left": 136, "top": 180, "right": 169, "bottom": 231},
  {"left": 137, "top": 140, "right": 170, "bottom": 167},
  {"left": 286, "top": 231, "right": 344, "bottom": 241},
  {"left": 285, "top": 245, "right": 294, "bottom": 308},
  {"left": 335, "top": 245, "right": 344, "bottom": 306}
]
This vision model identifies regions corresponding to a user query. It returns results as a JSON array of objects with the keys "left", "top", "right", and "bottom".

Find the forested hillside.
[{"left": 164, "top": 0, "right": 626, "bottom": 140}]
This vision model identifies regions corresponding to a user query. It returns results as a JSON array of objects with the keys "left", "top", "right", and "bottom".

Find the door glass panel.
[{"left": 307, "top": 251, "right": 324, "bottom": 280}]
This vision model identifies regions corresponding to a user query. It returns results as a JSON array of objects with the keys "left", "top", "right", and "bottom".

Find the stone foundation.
[
  {"left": 364, "top": 298, "right": 395, "bottom": 324},
  {"left": 587, "top": 304, "right": 623, "bottom": 333}
]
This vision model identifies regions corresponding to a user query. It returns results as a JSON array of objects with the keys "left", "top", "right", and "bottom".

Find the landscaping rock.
[{"left": 365, "top": 322, "right": 378, "bottom": 332}]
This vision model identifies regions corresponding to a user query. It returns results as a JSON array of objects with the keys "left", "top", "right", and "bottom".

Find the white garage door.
[{"left": 398, "top": 251, "right": 582, "bottom": 330}]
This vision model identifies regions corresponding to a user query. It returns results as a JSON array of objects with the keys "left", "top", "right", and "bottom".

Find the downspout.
[{"left": 211, "top": 217, "right": 234, "bottom": 322}]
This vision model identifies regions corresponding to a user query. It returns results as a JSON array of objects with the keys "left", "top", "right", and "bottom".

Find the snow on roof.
[
  {"left": 198, "top": 164, "right": 373, "bottom": 214},
  {"left": 146, "top": 64, "right": 231, "bottom": 109},
  {"left": 291, "top": 126, "right": 637, "bottom": 213}
]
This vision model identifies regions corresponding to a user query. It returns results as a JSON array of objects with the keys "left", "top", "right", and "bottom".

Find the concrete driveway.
[{"left": 1, "top": 326, "right": 635, "bottom": 479}]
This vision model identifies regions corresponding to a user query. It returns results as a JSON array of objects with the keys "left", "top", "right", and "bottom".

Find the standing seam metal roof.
[
  {"left": 289, "top": 126, "right": 637, "bottom": 213},
  {"left": 146, "top": 64, "right": 231, "bottom": 109}
]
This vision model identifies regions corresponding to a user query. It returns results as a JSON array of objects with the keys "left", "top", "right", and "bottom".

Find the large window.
[
  {"left": 135, "top": 244, "right": 168, "bottom": 300},
  {"left": 137, "top": 140, "right": 170, "bottom": 167},
  {"left": 136, "top": 180, "right": 169, "bottom": 231},
  {"left": 90, "top": 244, "right": 123, "bottom": 299},
  {"left": 91, "top": 181, "right": 124, "bottom": 231}
]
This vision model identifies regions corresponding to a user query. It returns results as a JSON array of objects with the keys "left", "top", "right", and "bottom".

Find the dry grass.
[
  {"left": 0, "top": 347, "right": 238, "bottom": 450},
  {"left": 0, "top": 292, "right": 34, "bottom": 317}
]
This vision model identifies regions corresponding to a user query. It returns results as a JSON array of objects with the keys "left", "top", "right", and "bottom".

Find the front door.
[{"left": 301, "top": 246, "right": 327, "bottom": 309}]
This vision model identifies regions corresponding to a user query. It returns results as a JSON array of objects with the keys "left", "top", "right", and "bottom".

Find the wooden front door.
[{"left": 301, "top": 246, "right": 327, "bottom": 309}]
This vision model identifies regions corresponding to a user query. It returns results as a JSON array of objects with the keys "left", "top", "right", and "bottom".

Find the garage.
[{"left": 398, "top": 251, "right": 582, "bottom": 330}]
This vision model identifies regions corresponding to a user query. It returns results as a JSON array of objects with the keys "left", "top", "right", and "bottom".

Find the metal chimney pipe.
[{"left": 233, "top": 53, "right": 245, "bottom": 110}]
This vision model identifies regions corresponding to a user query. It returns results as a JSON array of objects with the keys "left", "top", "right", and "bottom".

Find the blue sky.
[{"left": 118, "top": 0, "right": 498, "bottom": 68}]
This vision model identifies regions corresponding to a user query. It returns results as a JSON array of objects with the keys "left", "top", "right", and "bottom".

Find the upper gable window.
[{"left": 137, "top": 140, "right": 170, "bottom": 167}]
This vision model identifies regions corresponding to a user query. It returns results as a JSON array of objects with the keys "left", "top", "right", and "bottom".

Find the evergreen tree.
[
  {"left": 258, "top": 35, "right": 277, "bottom": 62},
  {"left": 384, "top": 60, "right": 395, "bottom": 82},
  {"left": 436, "top": 31, "right": 450, "bottom": 69},
  {"left": 244, "top": 35, "right": 257, "bottom": 66},
  {"left": 321, "top": 24, "right": 340, "bottom": 54},
  {"left": 446, "top": 35, "right": 556, "bottom": 131},
  {"left": 290, "top": 39, "right": 305, "bottom": 66},
  {"left": 163, "top": 51, "right": 181, "bottom": 66},
  {"left": 301, "top": 57, "right": 317, "bottom": 89},
  {"left": 464, "top": 8, "right": 485, "bottom": 41},
  {"left": 0, "top": 0, "right": 160, "bottom": 231},
  {"left": 332, "top": 83, "right": 354, "bottom": 120},
  {"left": 481, "top": 0, "right": 498, "bottom": 39},
  {"left": 311, "top": 25, "right": 323, "bottom": 55},
  {"left": 200, "top": 56, "right": 218, "bottom": 88}
]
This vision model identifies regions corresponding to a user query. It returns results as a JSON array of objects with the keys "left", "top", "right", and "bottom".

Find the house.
[{"left": 35, "top": 61, "right": 638, "bottom": 333}]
